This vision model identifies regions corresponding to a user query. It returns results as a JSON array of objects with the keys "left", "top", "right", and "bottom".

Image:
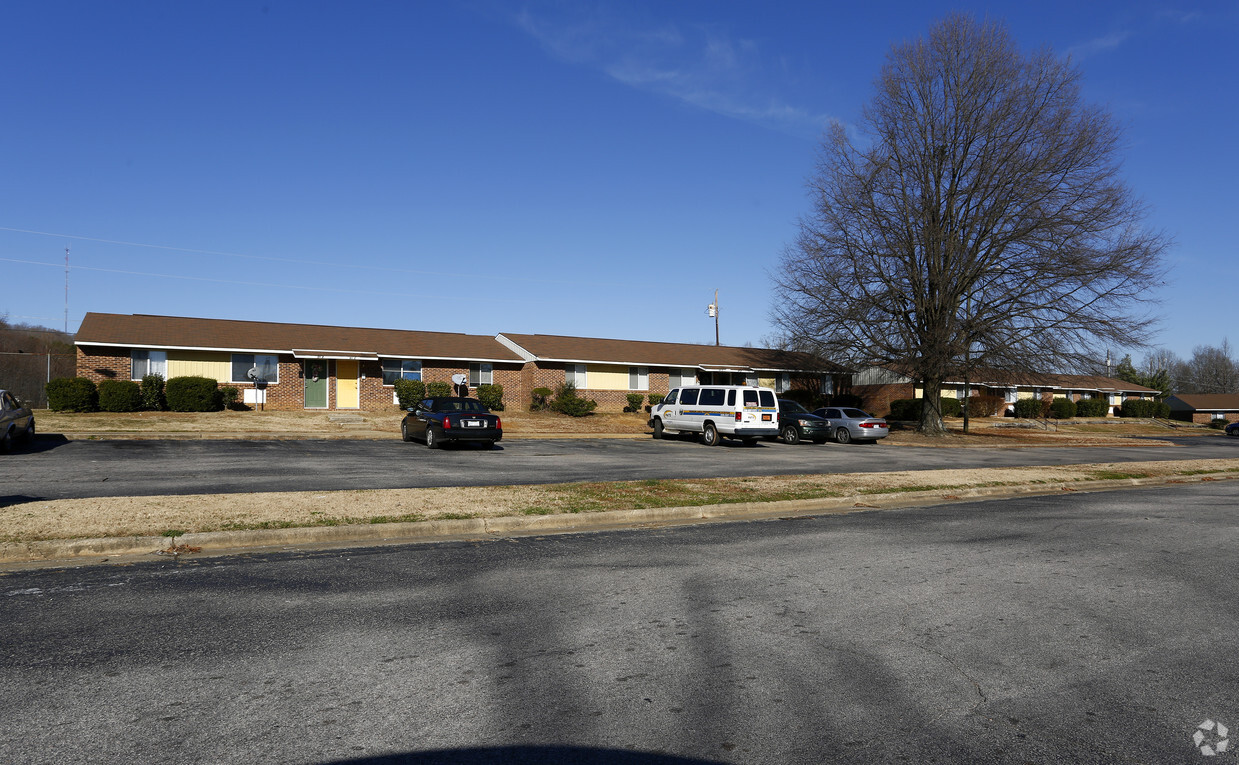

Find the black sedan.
[
  {"left": 776, "top": 399, "right": 831, "bottom": 445},
  {"left": 401, "top": 397, "right": 502, "bottom": 449}
]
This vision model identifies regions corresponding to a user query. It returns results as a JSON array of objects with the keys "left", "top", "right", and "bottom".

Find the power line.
[{"left": 0, "top": 225, "right": 619, "bottom": 288}]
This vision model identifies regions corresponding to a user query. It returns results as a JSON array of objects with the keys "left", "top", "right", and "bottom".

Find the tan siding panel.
[
  {"left": 168, "top": 351, "right": 231, "bottom": 382},
  {"left": 587, "top": 364, "right": 629, "bottom": 391}
]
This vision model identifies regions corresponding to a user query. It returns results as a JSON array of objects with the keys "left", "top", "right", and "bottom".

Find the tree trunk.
[{"left": 919, "top": 379, "right": 948, "bottom": 436}]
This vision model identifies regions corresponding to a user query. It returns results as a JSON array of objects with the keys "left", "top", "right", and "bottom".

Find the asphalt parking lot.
[{"left": 2, "top": 433, "right": 1235, "bottom": 500}]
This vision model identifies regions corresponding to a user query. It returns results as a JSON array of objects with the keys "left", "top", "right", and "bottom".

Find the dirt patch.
[{"left": 4, "top": 458, "right": 1237, "bottom": 543}]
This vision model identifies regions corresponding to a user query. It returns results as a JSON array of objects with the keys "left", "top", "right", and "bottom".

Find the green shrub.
[
  {"left": 551, "top": 383, "right": 597, "bottom": 417},
  {"left": 1013, "top": 398, "right": 1044, "bottom": 418},
  {"left": 647, "top": 393, "right": 664, "bottom": 408},
  {"left": 1208, "top": 418, "right": 1228, "bottom": 430},
  {"left": 531, "top": 387, "right": 553, "bottom": 411},
  {"left": 220, "top": 385, "right": 241, "bottom": 410},
  {"left": 938, "top": 397, "right": 962, "bottom": 417},
  {"left": 476, "top": 384, "right": 504, "bottom": 411},
  {"left": 1048, "top": 397, "right": 1077, "bottom": 419},
  {"left": 393, "top": 379, "right": 426, "bottom": 409},
  {"left": 46, "top": 377, "right": 98, "bottom": 412},
  {"left": 165, "top": 376, "right": 223, "bottom": 412},
  {"left": 887, "top": 398, "right": 921, "bottom": 420},
  {"left": 425, "top": 381, "right": 453, "bottom": 398},
  {"left": 140, "top": 373, "right": 166, "bottom": 411},
  {"left": 1119, "top": 399, "right": 1158, "bottom": 418},
  {"left": 965, "top": 395, "right": 1006, "bottom": 417},
  {"left": 1075, "top": 397, "right": 1109, "bottom": 418},
  {"left": 97, "top": 380, "right": 142, "bottom": 412},
  {"left": 625, "top": 393, "right": 645, "bottom": 413}
]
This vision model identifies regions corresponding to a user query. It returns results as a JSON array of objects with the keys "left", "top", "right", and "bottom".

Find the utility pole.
[
  {"left": 707, "top": 289, "right": 719, "bottom": 346},
  {"left": 63, "top": 247, "right": 71, "bottom": 334}
]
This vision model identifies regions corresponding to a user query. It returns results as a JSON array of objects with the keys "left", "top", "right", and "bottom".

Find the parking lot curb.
[{"left": 3, "top": 472, "right": 1232, "bottom": 567}]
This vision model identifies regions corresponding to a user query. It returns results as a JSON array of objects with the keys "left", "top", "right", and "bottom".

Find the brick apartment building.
[{"left": 74, "top": 313, "right": 848, "bottom": 412}]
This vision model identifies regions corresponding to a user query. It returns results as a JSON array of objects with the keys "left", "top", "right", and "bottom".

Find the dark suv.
[{"left": 775, "top": 399, "right": 831, "bottom": 445}]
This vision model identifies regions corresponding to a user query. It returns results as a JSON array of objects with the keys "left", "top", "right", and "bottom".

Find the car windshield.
[
  {"left": 842, "top": 408, "right": 873, "bottom": 419},
  {"left": 780, "top": 400, "right": 809, "bottom": 414}
]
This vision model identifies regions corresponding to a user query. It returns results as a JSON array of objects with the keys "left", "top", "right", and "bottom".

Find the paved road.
[
  {"left": 2, "top": 483, "right": 1236, "bottom": 764},
  {"left": 2, "top": 433, "right": 1236, "bottom": 501}
]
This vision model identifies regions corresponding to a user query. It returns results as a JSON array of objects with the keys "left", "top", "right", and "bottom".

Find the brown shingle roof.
[
  {"left": 75, "top": 313, "right": 523, "bottom": 362},
  {"left": 497, "top": 332, "right": 848, "bottom": 373},
  {"left": 1167, "top": 394, "right": 1239, "bottom": 411}
]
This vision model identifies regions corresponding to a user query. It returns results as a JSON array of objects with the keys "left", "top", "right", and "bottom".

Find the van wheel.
[
  {"left": 652, "top": 419, "right": 664, "bottom": 439},
  {"left": 702, "top": 422, "right": 720, "bottom": 446},
  {"left": 781, "top": 425, "right": 801, "bottom": 445},
  {"left": 834, "top": 427, "right": 852, "bottom": 444}
]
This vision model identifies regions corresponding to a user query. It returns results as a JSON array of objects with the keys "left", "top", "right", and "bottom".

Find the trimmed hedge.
[
  {"left": 647, "top": 393, "right": 665, "bottom": 408},
  {"left": 1119, "top": 399, "right": 1170, "bottom": 418},
  {"left": 394, "top": 379, "right": 426, "bottom": 409},
  {"left": 426, "top": 381, "right": 453, "bottom": 398},
  {"left": 1075, "top": 397, "right": 1109, "bottom": 418},
  {"left": 476, "top": 384, "right": 504, "bottom": 411},
  {"left": 98, "top": 380, "right": 143, "bottom": 412},
  {"left": 165, "top": 376, "right": 223, "bottom": 412},
  {"left": 46, "top": 377, "right": 98, "bottom": 412},
  {"left": 1013, "top": 398, "right": 1045, "bottom": 419},
  {"left": 939, "top": 397, "right": 962, "bottom": 417},
  {"left": 531, "top": 387, "right": 553, "bottom": 411},
  {"left": 140, "top": 373, "right": 166, "bottom": 411},
  {"left": 625, "top": 393, "right": 645, "bottom": 413},
  {"left": 966, "top": 395, "right": 1006, "bottom": 417},
  {"left": 1048, "top": 397, "right": 1077, "bottom": 419}
]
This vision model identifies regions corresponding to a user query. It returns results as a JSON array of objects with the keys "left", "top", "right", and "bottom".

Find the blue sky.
[{"left": 2, "top": 1, "right": 1234, "bottom": 360}]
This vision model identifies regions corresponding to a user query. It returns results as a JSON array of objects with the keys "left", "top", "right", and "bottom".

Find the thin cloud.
[
  {"left": 513, "top": 6, "right": 835, "bottom": 137},
  {"left": 1065, "top": 30, "right": 1132, "bottom": 61}
]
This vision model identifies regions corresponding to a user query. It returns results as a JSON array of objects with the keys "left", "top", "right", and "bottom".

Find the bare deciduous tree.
[
  {"left": 772, "top": 15, "right": 1169, "bottom": 434},
  {"left": 1174, "top": 340, "right": 1238, "bottom": 394}
]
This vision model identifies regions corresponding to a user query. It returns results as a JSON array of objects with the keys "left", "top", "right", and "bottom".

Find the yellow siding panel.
[
  {"left": 913, "top": 387, "right": 923, "bottom": 399},
  {"left": 168, "top": 351, "right": 231, "bottom": 382},
  {"left": 758, "top": 376, "right": 776, "bottom": 389},
  {"left": 587, "top": 364, "right": 630, "bottom": 391}
]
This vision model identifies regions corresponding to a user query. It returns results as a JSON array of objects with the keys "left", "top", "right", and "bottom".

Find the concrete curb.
[
  {"left": 3, "top": 473, "right": 1231, "bottom": 566},
  {"left": 54, "top": 432, "right": 648, "bottom": 441}
]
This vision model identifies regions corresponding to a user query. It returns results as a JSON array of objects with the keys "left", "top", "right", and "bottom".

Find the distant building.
[{"left": 1165, "top": 394, "right": 1239, "bottom": 425}]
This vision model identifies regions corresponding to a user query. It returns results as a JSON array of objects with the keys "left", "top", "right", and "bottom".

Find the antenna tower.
[{"left": 64, "top": 247, "right": 70, "bottom": 334}]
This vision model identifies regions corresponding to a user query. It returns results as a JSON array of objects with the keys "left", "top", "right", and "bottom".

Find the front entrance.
[
  {"left": 304, "top": 360, "right": 328, "bottom": 409},
  {"left": 336, "top": 360, "right": 359, "bottom": 409}
]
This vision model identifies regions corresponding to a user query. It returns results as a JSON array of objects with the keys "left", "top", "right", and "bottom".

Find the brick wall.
[
  {"left": 77, "top": 346, "right": 131, "bottom": 382},
  {"left": 852, "top": 382, "right": 914, "bottom": 418}
]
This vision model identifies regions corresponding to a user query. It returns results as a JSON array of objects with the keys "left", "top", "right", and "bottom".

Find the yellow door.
[{"left": 336, "top": 360, "right": 359, "bottom": 409}]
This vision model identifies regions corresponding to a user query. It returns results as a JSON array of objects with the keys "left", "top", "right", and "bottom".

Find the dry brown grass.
[{"left": 4, "top": 458, "right": 1237, "bottom": 543}]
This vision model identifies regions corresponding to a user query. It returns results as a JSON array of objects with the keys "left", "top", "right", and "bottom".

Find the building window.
[
  {"left": 382, "top": 359, "right": 422, "bottom": 386},
  {"left": 131, "top": 350, "right": 167, "bottom": 380},
  {"left": 232, "top": 354, "right": 280, "bottom": 383},
  {"left": 819, "top": 376, "right": 834, "bottom": 395},
  {"left": 669, "top": 368, "right": 697, "bottom": 388},
  {"left": 469, "top": 362, "right": 493, "bottom": 386},
  {"left": 566, "top": 364, "right": 587, "bottom": 388},
  {"left": 628, "top": 366, "right": 648, "bottom": 391}
]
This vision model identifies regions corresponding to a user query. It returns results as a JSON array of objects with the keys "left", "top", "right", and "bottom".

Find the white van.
[{"left": 648, "top": 385, "right": 780, "bottom": 446}]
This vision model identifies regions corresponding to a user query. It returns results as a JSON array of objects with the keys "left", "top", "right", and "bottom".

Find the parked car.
[
  {"left": 1226, "top": 421, "right": 1239, "bottom": 437},
  {"left": 811, "top": 406, "right": 889, "bottom": 444},
  {"left": 1, "top": 390, "right": 36, "bottom": 452},
  {"left": 402, "top": 397, "right": 502, "bottom": 449},
  {"left": 775, "top": 399, "right": 831, "bottom": 445}
]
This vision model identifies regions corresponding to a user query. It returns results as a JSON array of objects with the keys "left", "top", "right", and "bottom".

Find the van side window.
[
  {"left": 699, "top": 388, "right": 725, "bottom": 406},
  {"left": 743, "top": 390, "right": 759, "bottom": 407},
  {"left": 759, "top": 390, "right": 776, "bottom": 407},
  {"left": 664, "top": 389, "right": 678, "bottom": 405},
  {"left": 726, "top": 390, "right": 735, "bottom": 406},
  {"left": 680, "top": 389, "right": 699, "bottom": 405}
]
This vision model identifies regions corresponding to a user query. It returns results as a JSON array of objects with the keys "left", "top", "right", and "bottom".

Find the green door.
[{"left": 304, "top": 361, "right": 328, "bottom": 408}]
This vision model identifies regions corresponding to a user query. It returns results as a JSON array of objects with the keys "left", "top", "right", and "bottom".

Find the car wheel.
[
  {"left": 0, "top": 428, "right": 12, "bottom": 453},
  {"left": 652, "top": 419, "right": 664, "bottom": 439},
  {"left": 834, "top": 427, "right": 852, "bottom": 444},
  {"left": 401, "top": 421, "right": 413, "bottom": 442},
  {"left": 702, "top": 422, "right": 720, "bottom": 446},
  {"left": 426, "top": 426, "right": 440, "bottom": 449},
  {"left": 781, "top": 425, "right": 801, "bottom": 445},
  {"left": 23, "top": 420, "right": 35, "bottom": 443}
]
